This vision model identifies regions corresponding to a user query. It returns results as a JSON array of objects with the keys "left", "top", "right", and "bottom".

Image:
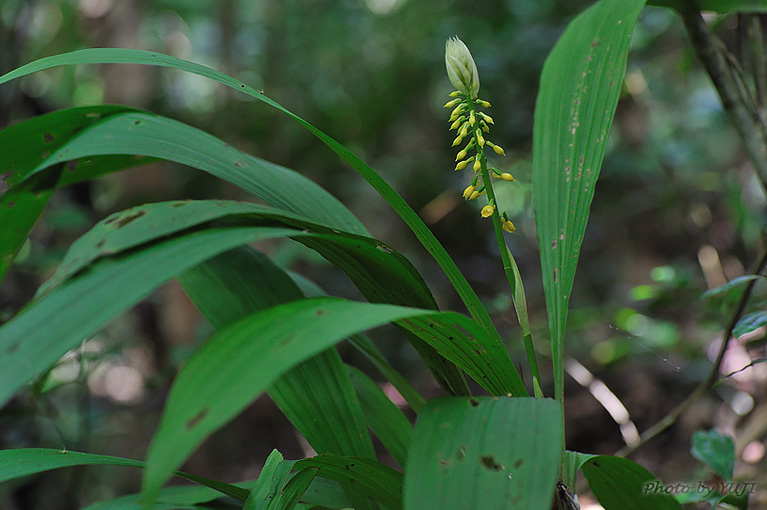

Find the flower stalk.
[{"left": 445, "top": 37, "right": 541, "bottom": 388}]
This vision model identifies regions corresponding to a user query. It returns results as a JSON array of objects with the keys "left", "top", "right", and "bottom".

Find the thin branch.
[
  {"left": 680, "top": 8, "right": 767, "bottom": 194},
  {"left": 617, "top": 242, "right": 767, "bottom": 457}
]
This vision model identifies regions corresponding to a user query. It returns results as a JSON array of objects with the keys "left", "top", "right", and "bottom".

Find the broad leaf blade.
[
  {"left": 581, "top": 455, "right": 682, "bottom": 510},
  {"left": 691, "top": 430, "right": 735, "bottom": 480},
  {"left": 0, "top": 47, "right": 499, "bottom": 344},
  {"left": 294, "top": 455, "right": 403, "bottom": 510},
  {"left": 347, "top": 365, "right": 413, "bottom": 468},
  {"left": 140, "top": 297, "right": 442, "bottom": 502},
  {"left": 0, "top": 105, "right": 154, "bottom": 283},
  {"left": 180, "top": 246, "right": 377, "bottom": 459},
  {"left": 0, "top": 448, "right": 249, "bottom": 501},
  {"left": 0, "top": 226, "right": 303, "bottom": 406},
  {"left": 532, "top": 0, "right": 646, "bottom": 403},
  {"left": 403, "top": 397, "right": 562, "bottom": 510}
]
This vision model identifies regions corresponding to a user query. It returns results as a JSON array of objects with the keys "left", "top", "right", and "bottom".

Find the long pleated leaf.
[
  {"left": 532, "top": 0, "right": 645, "bottom": 404},
  {"left": 35, "top": 199, "right": 476, "bottom": 396},
  {"left": 347, "top": 365, "right": 413, "bottom": 468},
  {"left": 0, "top": 448, "right": 249, "bottom": 501},
  {"left": 141, "top": 297, "right": 464, "bottom": 502},
  {"left": 288, "top": 271, "right": 426, "bottom": 413},
  {"left": 0, "top": 226, "right": 300, "bottom": 406},
  {"left": 403, "top": 396, "right": 562, "bottom": 510},
  {"left": 294, "top": 454, "right": 403, "bottom": 510},
  {"left": 0, "top": 105, "right": 156, "bottom": 283},
  {"left": 0, "top": 47, "right": 498, "bottom": 341},
  {"left": 179, "top": 246, "right": 376, "bottom": 459}
]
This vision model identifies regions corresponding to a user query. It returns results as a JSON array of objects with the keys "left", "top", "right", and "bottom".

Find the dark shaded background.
[{"left": 1, "top": 1, "right": 765, "bottom": 508}]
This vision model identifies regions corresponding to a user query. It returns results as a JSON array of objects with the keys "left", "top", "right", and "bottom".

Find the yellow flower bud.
[
  {"left": 481, "top": 123, "right": 490, "bottom": 133},
  {"left": 473, "top": 158, "right": 482, "bottom": 172},
  {"left": 449, "top": 90, "right": 461, "bottom": 98},
  {"left": 459, "top": 124, "right": 469, "bottom": 138},
  {"left": 500, "top": 172, "right": 515, "bottom": 182},
  {"left": 479, "top": 112, "right": 494, "bottom": 124},
  {"left": 491, "top": 143, "right": 506, "bottom": 156},
  {"left": 480, "top": 100, "right": 491, "bottom": 108},
  {"left": 469, "top": 190, "right": 481, "bottom": 200},
  {"left": 462, "top": 185, "right": 475, "bottom": 199},
  {"left": 502, "top": 219, "right": 516, "bottom": 233},
  {"left": 452, "top": 135, "right": 464, "bottom": 147},
  {"left": 444, "top": 98, "right": 460, "bottom": 108},
  {"left": 477, "top": 134, "right": 485, "bottom": 147},
  {"left": 450, "top": 104, "right": 464, "bottom": 119},
  {"left": 445, "top": 37, "right": 480, "bottom": 99},
  {"left": 469, "top": 111, "right": 476, "bottom": 126},
  {"left": 456, "top": 149, "right": 468, "bottom": 161},
  {"left": 455, "top": 159, "right": 469, "bottom": 170},
  {"left": 449, "top": 117, "right": 463, "bottom": 130},
  {"left": 481, "top": 205, "right": 495, "bottom": 218}
]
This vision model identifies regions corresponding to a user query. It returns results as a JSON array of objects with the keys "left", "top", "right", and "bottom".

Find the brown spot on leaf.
[
  {"left": 7, "top": 343, "right": 19, "bottom": 354},
  {"left": 469, "top": 399, "right": 480, "bottom": 407},
  {"left": 186, "top": 408, "right": 209, "bottom": 430},
  {"left": 513, "top": 459, "right": 523, "bottom": 469},
  {"left": 66, "top": 160, "right": 79, "bottom": 172},
  {"left": 43, "top": 132, "right": 54, "bottom": 143},
  {"left": 456, "top": 446, "right": 467, "bottom": 460},
  {"left": 315, "top": 309, "right": 326, "bottom": 317},
  {"left": 480, "top": 455, "right": 504, "bottom": 471},
  {"left": 115, "top": 210, "right": 146, "bottom": 228},
  {"left": 233, "top": 161, "right": 243, "bottom": 168}
]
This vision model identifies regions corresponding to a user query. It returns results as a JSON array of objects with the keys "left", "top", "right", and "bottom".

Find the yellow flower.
[
  {"left": 473, "top": 158, "right": 482, "bottom": 172},
  {"left": 481, "top": 205, "right": 495, "bottom": 218},
  {"left": 500, "top": 172, "right": 515, "bottom": 181},
  {"left": 502, "top": 219, "right": 516, "bottom": 233},
  {"left": 445, "top": 37, "right": 480, "bottom": 99},
  {"left": 455, "top": 159, "right": 469, "bottom": 171},
  {"left": 462, "top": 185, "right": 475, "bottom": 199}
]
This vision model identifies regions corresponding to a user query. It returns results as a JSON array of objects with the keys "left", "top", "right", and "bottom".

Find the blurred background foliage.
[{"left": 1, "top": 0, "right": 766, "bottom": 508}]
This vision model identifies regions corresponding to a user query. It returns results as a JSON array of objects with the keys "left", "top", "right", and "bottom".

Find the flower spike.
[{"left": 445, "top": 37, "right": 516, "bottom": 231}]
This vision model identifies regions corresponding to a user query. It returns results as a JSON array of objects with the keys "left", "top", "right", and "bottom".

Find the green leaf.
[
  {"left": 532, "top": 0, "right": 646, "bottom": 405},
  {"left": 691, "top": 429, "right": 735, "bottom": 480},
  {"left": 287, "top": 271, "right": 425, "bottom": 413},
  {"left": 647, "top": 0, "right": 767, "bottom": 12},
  {"left": 0, "top": 105, "right": 366, "bottom": 287},
  {"left": 0, "top": 105, "right": 155, "bottom": 284},
  {"left": 43, "top": 198, "right": 473, "bottom": 398},
  {"left": 244, "top": 451, "right": 316, "bottom": 510},
  {"left": 0, "top": 448, "right": 249, "bottom": 501},
  {"left": 0, "top": 226, "right": 301, "bottom": 407},
  {"left": 244, "top": 450, "right": 290, "bottom": 510},
  {"left": 0, "top": 47, "right": 499, "bottom": 346},
  {"left": 83, "top": 485, "right": 242, "bottom": 510},
  {"left": 733, "top": 311, "right": 767, "bottom": 339},
  {"left": 581, "top": 455, "right": 683, "bottom": 509},
  {"left": 347, "top": 365, "right": 413, "bottom": 468},
  {"left": 294, "top": 455, "right": 403, "bottom": 510},
  {"left": 563, "top": 450, "right": 596, "bottom": 490},
  {"left": 403, "top": 397, "right": 562, "bottom": 510},
  {"left": 141, "top": 297, "right": 491, "bottom": 503},
  {"left": 702, "top": 275, "right": 763, "bottom": 301},
  {"left": 179, "top": 246, "right": 375, "bottom": 459}
]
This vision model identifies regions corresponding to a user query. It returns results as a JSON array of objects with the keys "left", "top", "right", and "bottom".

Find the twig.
[
  {"left": 617, "top": 242, "right": 767, "bottom": 457},
  {"left": 680, "top": 8, "right": 767, "bottom": 194}
]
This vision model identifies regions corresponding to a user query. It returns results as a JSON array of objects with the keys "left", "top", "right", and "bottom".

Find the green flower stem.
[{"left": 467, "top": 102, "right": 542, "bottom": 388}]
